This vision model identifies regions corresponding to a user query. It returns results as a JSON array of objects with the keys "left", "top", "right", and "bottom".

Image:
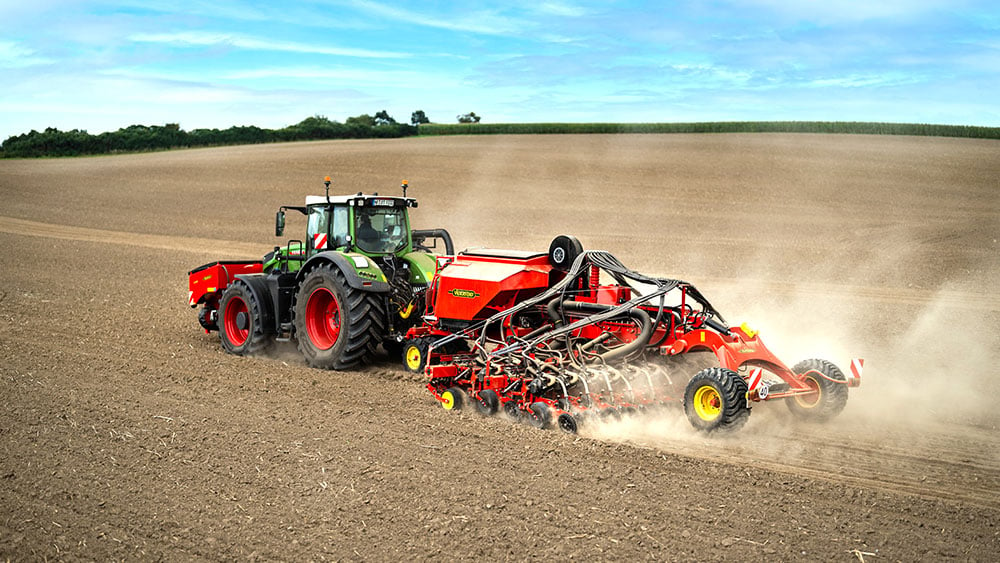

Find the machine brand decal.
[
  {"left": 313, "top": 233, "right": 328, "bottom": 249},
  {"left": 448, "top": 289, "right": 480, "bottom": 299},
  {"left": 371, "top": 199, "right": 395, "bottom": 207},
  {"left": 738, "top": 347, "right": 755, "bottom": 354}
]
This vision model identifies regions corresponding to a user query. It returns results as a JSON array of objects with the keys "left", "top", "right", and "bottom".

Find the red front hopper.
[{"left": 431, "top": 249, "right": 557, "bottom": 321}]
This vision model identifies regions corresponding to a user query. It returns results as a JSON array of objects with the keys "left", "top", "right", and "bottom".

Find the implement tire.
[
  {"left": 219, "top": 280, "right": 273, "bottom": 356},
  {"left": 683, "top": 367, "right": 750, "bottom": 432},
  {"left": 402, "top": 338, "right": 429, "bottom": 373},
  {"left": 548, "top": 235, "right": 584, "bottom": 271},
  {"left": 293, "top": 264, "right": 380, "bottom": 370},
  {"left": 786, "top": 359, "right": 849, "bottom": 422},
  {"left": 474, "top": 390, "right": 500, "bottom": 416},
  {"left": 527, "top": 402, "right": 552, "bottom": 429}
]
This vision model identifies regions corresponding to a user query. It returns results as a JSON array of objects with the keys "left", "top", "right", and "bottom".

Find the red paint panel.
[{"left": 187, "top": 260, "right": 263, "bottom": 307}]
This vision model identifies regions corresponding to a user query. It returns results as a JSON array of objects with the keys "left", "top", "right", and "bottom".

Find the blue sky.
[{"left": 1, "top": 1, "right": 998, "bottom": 139}]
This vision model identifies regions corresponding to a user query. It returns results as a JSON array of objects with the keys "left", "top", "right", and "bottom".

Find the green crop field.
[{"left": 417, "top": 121, "right": 1000, "bottom": 139}]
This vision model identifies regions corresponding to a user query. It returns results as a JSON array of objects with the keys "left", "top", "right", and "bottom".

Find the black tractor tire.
[
  {"left": 683, "top": 367, "right": 750, "bottom": 432},
  {"left": 786, "top": 359, "right": 849, "bottom": 421},
  {"left": 527, "top": 401, "right": 552, "bottom": 429},
  {"left": 218, "top": 280, "right": 273, "bottom": 356},
  {"left": 474, "top": 390, "right": 500, "bottom": 416},
  {"left": 293, "top": 264, "right": 380, "bottom": 370},
  {"left": 548, "top": 235, "right": 584, "bottom": 271}
]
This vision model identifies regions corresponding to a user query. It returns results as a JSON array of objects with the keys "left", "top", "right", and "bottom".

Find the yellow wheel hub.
[
  {"left": 693, "top": 385, "right": 722, "bottom": 421},
  {"left": 441, "top": 390, "right": 456, "bottom": 410},
  {"left": 405, "top": 345, "right": 422, "bottom": 371}
]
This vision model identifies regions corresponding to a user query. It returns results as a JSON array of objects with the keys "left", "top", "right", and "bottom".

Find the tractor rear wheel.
[
  {"left": 786, "top": 359, "right": 849, "bottom": 421},
  {"left": 219, "top": 280, "right": 273, "bottom": 356},
  {"left": 293, "top": 264, "right": 379, "bottom": 370},
  {"left": 683, "top": 367, "right": 750, "bottom": 432}
]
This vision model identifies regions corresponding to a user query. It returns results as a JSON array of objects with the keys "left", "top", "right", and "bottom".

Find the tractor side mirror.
[{"left": 275, "top": 210, "right": 285, "bottom": 237}]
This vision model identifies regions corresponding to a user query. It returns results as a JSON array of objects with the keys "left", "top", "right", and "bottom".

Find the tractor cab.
[
  {"left": 270, "top": 179, "right": 422, "bottom": 274},
  {"left": 293, "top": 194, "right": 416, "bottom": 257}
]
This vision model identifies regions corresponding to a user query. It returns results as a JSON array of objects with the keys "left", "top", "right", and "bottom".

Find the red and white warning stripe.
[
  {"left": 848, "top": 358, "right": 864, "bottom": 387},
  {"left": 313, "top": 233, "right": 328, "bottom": 250},
  {"left": 746, "top": 367, "right": 764, "bottom": 392}
]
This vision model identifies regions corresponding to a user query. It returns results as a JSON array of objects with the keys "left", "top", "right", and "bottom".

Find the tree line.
[
  {"left": 0, "top": 112, "right": 426, "bottom": 158},
  {"left": 6, "top": 114, "right": 992, "bottom": 158}
]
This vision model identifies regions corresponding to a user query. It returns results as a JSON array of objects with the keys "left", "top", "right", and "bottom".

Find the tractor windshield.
[{"left": 355, "top": 206, "right": 408, "bottom": 254}]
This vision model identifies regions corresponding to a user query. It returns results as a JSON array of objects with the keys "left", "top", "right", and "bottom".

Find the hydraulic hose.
[{"left": 559, "top": 301, "right": 653, "bottom": 363}]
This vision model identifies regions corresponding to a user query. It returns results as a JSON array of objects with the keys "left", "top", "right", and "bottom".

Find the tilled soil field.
[{"left": 2, "top": 134, "right": 999, "bottom": 561}]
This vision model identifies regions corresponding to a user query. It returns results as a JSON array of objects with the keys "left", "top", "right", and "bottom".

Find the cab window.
[
  {"left": 331, "top": 206, "right": 349, "bottom": 248},
  {"left": 307, "top": 207, "right": 329, "bottom": 251},
  {"left": 355, "top": 206, "right": 407, "bottom": 254}
]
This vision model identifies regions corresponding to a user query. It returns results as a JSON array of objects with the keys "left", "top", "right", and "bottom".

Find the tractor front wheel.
[
  {"left": 293, "top": 264, "right": 379, "bottom": 370},
  {"left": 786, "top": 359, "right": 849, "bottom": 421},
  {"left": 219, "top": 280, "right": 273, "bottom": 356},
  {"left": 683, "top": 367, "right": 750, "bottom": 432}
]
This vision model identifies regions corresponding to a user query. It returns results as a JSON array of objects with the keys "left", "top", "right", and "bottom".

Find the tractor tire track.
[{"left": 0, "top": 215, "right": 264, "bottom": 258}]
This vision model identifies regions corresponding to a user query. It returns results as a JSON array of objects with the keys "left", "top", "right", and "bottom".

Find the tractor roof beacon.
[{"left": 187, "top": 177, "right": 455, "bottom": 370}]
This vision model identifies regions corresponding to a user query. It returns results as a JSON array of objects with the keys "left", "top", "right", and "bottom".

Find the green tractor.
[{"left": 187, "top": 177, "right": 453, "bottom": 369}]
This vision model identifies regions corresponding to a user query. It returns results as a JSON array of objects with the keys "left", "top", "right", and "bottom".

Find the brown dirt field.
[{"left": 1, "top": 134, "right": 999, "bottom": 561}]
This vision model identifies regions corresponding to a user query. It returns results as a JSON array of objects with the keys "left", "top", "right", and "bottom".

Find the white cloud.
[
  {"left": 222, "top": 66, "right": 464, "bottom": 89},
  {"left": 535, "top": 2, "right": 591, "bottom": 18},
  {"left": 128, "top": 31, "right": 410, "bottom": 59},
  {"left": 343, "top": 0, "right": 528, "bottom": 35},
  {"left": 727, "top": 0, "right": 973, "bottom": 24},
  {"left": 0, "top": 40, "right": 54, "bottom": 68}
]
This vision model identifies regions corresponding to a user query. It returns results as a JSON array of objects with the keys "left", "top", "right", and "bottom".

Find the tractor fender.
[
  {"left": 233, "top": 273, "right": 277, "bottom": 334},
  {"left": 400, "top": 251, "right": 438, "bottom": 285},
  {"left": 297, "top": 251, "right": 391, "bottom": 293}
]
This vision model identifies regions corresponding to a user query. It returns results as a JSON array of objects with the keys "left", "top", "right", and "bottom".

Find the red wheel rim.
[
  {"left": 223, "top": 296, "right": 249, "bottom": 346},
  {"left": 794, "top": 376, "right": 822, "bottom": 408},
  {"left": 305, "top": 287, "right": 341, "bottom": 350}
]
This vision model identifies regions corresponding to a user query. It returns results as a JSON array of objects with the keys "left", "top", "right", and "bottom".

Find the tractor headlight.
[{"left": 352, "top": 256, "right": 369, "bottom": 269}]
